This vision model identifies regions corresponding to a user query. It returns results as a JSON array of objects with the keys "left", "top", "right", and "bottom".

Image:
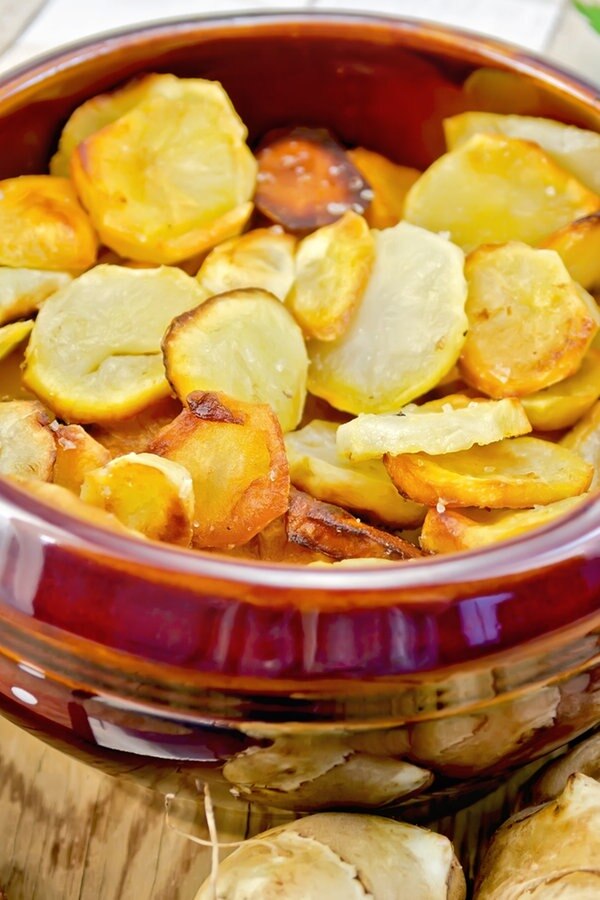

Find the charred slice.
[
  {"left": 255, "top": 126, "right": 373, "bottom": 232},
  {"left": 286, "top": 488, "right": 423, "bottom": 561}
]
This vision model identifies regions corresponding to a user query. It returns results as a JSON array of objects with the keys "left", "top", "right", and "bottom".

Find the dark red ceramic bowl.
[{"left": 0, "top": 12, "right": 599, "bottom": 817}]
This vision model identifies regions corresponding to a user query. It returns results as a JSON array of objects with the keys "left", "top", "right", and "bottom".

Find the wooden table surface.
[{"left": 0, "top": 712, "right": 559, "bottom": 899}]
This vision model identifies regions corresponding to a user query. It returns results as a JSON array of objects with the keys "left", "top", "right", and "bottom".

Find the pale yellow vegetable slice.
[
  {"left": 0, "top": 268, "right": 72, "bottom": 326},
  {"left": 421, "top": 495, "right": 588, "bottom": 554},
  {"left": 384, "top": 436, "right": 594, "bottom": 509},
  {"left": 23, "top": 265, "right": 206, "bottom": 423},
  {"left": 444, "top": 111, "right": 600, "bottom": 194},
  {"left": 50, "top": 73, "right": 178, "bottom": 177},
  {"left": 521, "top": 344, "right": 600, "bottom": 431},
  {"left": 81, "top": 452, "right": 194, "bottom": 546},
  {"left": 285, "top": 419, "right": 424, "bottom": 527},
  {"left": 0, "top": 320, "right": 33, "bottom": 362},
  {"left": 460, "top": 242, "right": 599, "bottom": 397},
  {"left": 337, "top": 398, "right": 531, "bottom": 461},
  {"left": 52, "top": 424, "right": 111, "bottom": 494},
  {"left": 286, "top": 211, "right": 375, "bottom": 340},
  {"left": 541, "top": 213, "right": 600, "bottom": 291},
  {"left": 308, "top": 221, "right": 468, "bottom": 414},
  {"left": 0, "top": 176, "right": 98, "bottom": 272},
  {"left": 347, "top": 147, "right": 421, "bottom": 228},
  {"left": 196, "top": 227, "right": 296, "bottom": 301},
  {"left": 404, "top": 134, "right": 600, "bottom": 252},
  {"left": 0, "top": 400, "right": 55, "bottom": 480},
  {"left": 561, "top": 399, "right": 600, "bottom": 491},
  {"left": 163, "top": 288, "right": 308, "bottom": 433},
  {"left": 72, "top": 79, "right": 257, "bottom": 264}
]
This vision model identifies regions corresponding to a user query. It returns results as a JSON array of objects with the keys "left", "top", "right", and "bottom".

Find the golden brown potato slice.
[
  {"left": 460, "top": 242, "right": 599, "bottom": 398},
  {"left": 148, "top": 391, "right": 289, "bottom": 548},
  {"left": 541, "top": 213, "right": 600, "bottom": 291},
  {"left": 287, "top": 488, "right": 423, "bottom": 560},
  {"left": 0, "top": 176, "right": 97, "bottom": 273},
  {"left": 347, "top": 147, "right": 421, "bottom": 229},
  {"left": 385, "top": 436, "right": 594, "bottom": 509},
  {"left": 254, "top": 126, "right": 373, "bottom": 232},
  {"left": 286, "top": 211, "right": 374, "bottom": 341},
  {"left": 196, "top": 227, "right": 296, "bottom": 301},
  {"left": 0, "top": 400, "right": 55, "bottom": 480},
  {"left": 521, "top": 343, "right": 600, "bottom": 431},
  {"left": 88, "top": 396, "right": 182, "bottom": 457},
  {"left": 24, "top": 265, "right": 205, "bottom": 423},
  {"left": 561, "top": 398, "right": 600, "bottom": 491},
  {"left": 72, "top": 79, "right": 256, "bottom": 264},
  {"left": 81, "top": 452, "right": 195, "bottom": 546},
  {"left": 444, "top": 111, "right": 600, "bottom": 194},
  {"left": 50, "top": 73, "right": 178, "bottom": 177},
  {"left": 421, "top": 495, "right": 588, "bottom": 554},
  {"left": 163, "top": 288, "right": 308, "bottom": 433},
  {"left": 0, "top": 320, "right": 33, "bottom": 362},
  {"left": 336, "top": 397, "right": 531, "bottom": 461},
  {"left": 253, "top": 515, "right": 332, "bottom": 564},
  {"left": 52, "top": 423, "right": 111, "bottom": 493},
  {"left": 308, "top": 221, "right": 468, "bottom": 414},
  {"left": 285, "top": 419, "right": 424, "bottom": 527},
  {"left": 404, "top": 134, "right": 600, "bottom": 251},
  {"left": 0, "top": 268, "right": 72, "bottom": 326}
]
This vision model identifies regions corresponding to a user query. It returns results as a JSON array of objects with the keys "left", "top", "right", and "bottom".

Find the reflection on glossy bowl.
[{"left": 0, "top": 12, "right": 599, "bottom": 818}]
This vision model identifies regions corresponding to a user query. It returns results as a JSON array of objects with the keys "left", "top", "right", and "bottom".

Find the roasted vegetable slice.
[
  {"left": 287, "top": 488, "right": 423, "bottom": 560},
  {"left": 286, "top": 211, "right": 375, "bottom": 340},
  {"left": 0, "top": 176, "right": 97, "bottom": 272},
  {"left": 23, "top": 265, "right": 204, "bottom": 423},
  {"left": 521, "top": 343, "right": 600, "bottom": 431},
  {"left": 254, "top": 126, "right": 373, "bottom": 232},
  {"left": 0, "top": 400, "right": 55, "bottom": 480},
  {"left": 561, "top": 398, "right": 600, "bottom": 491},
  {"left": 308, "top": 221, "right": 468, "bottom": 414},
  {"left": 196, "top": 227, "right": 296, "bottom": 301},
  {"left": 72, "top": 78, "right": 257, "bottom": 263},
  {"left": 0, "top": 268, "right": 71, "bottom": 326},
  {"left": 223, "top": 734, "right": 432, "bottom": 810},
  {"left": 195, "top": 813, "right": 466, "bottom": 900},
  {"left": 541, "top": 212, "right": 600, "bottom": 291},
  {"left": 444, "top": 111, "right": 600, "bottom": 194},
  {"left": 163, "top": 288, "right": 308, "bottom": 432},
  {"left": 81, "top": 452, "right": 195, "bottom": 546},
  {"left": 0, "top": 320, "right": 33, "bottom": 362},
  {"left": 52, "top": 424, "right": 111, "bottom": 494},
  {"left": 285, "top": 419, "right": 424, "bottom": 527},
  {"left": 420, "top": 496, "right": 588, "bottom": 554},
  {"left": 474, "top": 774, "right": 600, "bottom": 899},
  {"left": 337, "top": 397, "right": 531, "bottom": 461},
  {"left": 347, "top": 147, "right": 421, "bottom": 228},
  {"left": 460, "top": 242, "right": 599, "bottom": 397},
  {"left": 148, "top": 391, "right": 289, "bottom": 548},
  {"left": 385, "top": 436, "right": 594, "bottom": 509},
  {"left": 404, "top": 134, "right": 600, "bottom": 251},
  {"left": 50, "top": 73, "right": 179, "bottom": 177}
]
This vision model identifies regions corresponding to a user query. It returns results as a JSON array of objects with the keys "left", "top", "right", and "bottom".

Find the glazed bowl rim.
[{"left": 0, "top": 9, "right": 598, "bottom": 594}]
